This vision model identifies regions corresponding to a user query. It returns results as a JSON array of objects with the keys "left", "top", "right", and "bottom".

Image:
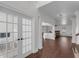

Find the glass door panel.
[
  {"left": 22, "top": 18, "right": 32, "bottom": 56},
  {"left": 7, "top": 15, "right": 18, "bottom": 58},
  {"left": 0, "top": 12, "right": 19, "bottom": 58}
]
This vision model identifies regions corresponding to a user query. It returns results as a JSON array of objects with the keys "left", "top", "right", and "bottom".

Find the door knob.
[
  {"left": 18, "top": 39, "right": 20, "bottom": 40},
  {"left": 21, "top": 38, "right": 23, "bottom": 40}
]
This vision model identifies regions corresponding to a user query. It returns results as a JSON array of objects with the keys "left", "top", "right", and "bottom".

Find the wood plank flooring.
[{"left": 27, "top": 37, "right": 74, "bottom": 58}]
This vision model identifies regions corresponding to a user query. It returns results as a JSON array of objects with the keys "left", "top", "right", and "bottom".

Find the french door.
[
  {"left": 0, "top": 11, "right": 32, "bottom": 58},
  {"left": 0, "top": 11, "right": 19, "bottom": 58},
  {"left": 22, "top": 18, "right": 32, "bottom": 57}
]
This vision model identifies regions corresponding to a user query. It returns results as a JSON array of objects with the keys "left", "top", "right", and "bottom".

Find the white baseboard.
[{"left": 32, "top": 49, "right": 38, "bottom": 53}]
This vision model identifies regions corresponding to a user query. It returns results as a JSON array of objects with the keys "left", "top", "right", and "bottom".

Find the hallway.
[{"left": 27, "top": 37, "right": 74, "bottom": 58}]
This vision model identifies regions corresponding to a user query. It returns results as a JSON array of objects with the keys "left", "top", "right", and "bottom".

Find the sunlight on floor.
[{"left": 59, "top": 37, "right": 69, "bottom": 49}]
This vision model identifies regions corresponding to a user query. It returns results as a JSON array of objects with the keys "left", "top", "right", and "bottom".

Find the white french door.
[
  {"left": 0, "top": 11, "right": 32, "bottom": 58},
  {"left": 0, "top": 11, "right": 19, "bottom": 58},
  {"left": 22, "top": 18, "right": 32, "bottom": 57}
]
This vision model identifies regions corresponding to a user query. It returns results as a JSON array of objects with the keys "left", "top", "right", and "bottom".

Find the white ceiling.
[
  {"left": 36, "top": 1, "right": 52, "bottom": 8},
  {"left": 0, "top": 1, "right": 38, "bottom": 16},
  {"left": 0, "top": 1, "right": 77, "bottom": 26},
  {"left": 0, "top": 1, "right": 51, "bottom": 17},
  {"left": 39, "top": 1, "right": 79, "bottom": 18},
  {"left": 39, "top": 1, "right": 79, "bottom": 25}
]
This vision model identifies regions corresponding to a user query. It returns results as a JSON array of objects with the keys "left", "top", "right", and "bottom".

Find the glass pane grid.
[
  {"left": 7, "top": 32, "right": 13, "bottom": 42},
  {"left": 22, "top": 39, "right": 26, "bottom": 46},
  {"left": 26, "top": 45, "right": 31, "bottom": 52},
  {"left": 0, "top": 38, "right": 7, "bottom": 44},
  {"left": 13, "top": 33, "right": 18, "bottom": 39},
  {"left": 7, "top": 40, "right": 14, "bottom": 43},
  {"left": 25, "top": 39, "right": 32, "bottom": 45},
  {"left": 13, "top": 32, "right": 18, "bottom": 49},
  {"left": 23, "top": 45, "right": 31, "bottom": 53},
  {"left": 22, "top": 25, "right": 26, "bottom": 32},
  {"left": 0, "top": 18, "right": 6, "bottom": 21},
  {"left": 7, "top": 48, "right": 18, "bottom": 53},
  {"left": 13, "top": 24, "right": 18, "bottom": 32},
  {"left": 0, "top": 22, "right": 6, "bottom": 32},
  {"left": 7, "top": 41, "right": 18, "bottom": 57},
  {"left": 14, "top": 16, "right": 18, "bottom": 24},
  {"left": 7, "top": 14, "right": 13, "bottom": 23},
  {"left": 22, "top": 49, "right": 26, "bottom": 54},
  {"left": 26, "top": 41, "right": 32, "bottom": 45},
  {"left": 0, "top": 12, "right": 6, "bottom": 22},
  {"left": 7, "top": 41, "right": 14, "bottom": 51},
  {"left": 7, "top": 23, "right": 13, "bottom": 32}
]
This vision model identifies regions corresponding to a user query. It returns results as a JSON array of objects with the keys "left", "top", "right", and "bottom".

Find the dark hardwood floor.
[{"left": 27, "top": 37, "right": 74, "bottom": 58}]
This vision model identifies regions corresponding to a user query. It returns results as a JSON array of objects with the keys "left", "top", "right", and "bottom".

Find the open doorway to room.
[{"left": 55, "top": 13, "right": 72, "bottom": 39}]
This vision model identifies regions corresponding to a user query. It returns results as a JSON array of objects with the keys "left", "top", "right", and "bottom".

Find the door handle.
[
  {"left": 18, "top": 39, "right": 20, "bottom": 40},
  {"left": 21, "top": 38, "right": 23, "bottom": 40}
]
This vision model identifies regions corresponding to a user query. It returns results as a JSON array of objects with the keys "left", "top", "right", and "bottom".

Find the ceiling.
[
  {"left": 39, "top": 1, "right": 79, "bottom": 25},
  {"left": 0, "top": 1, "right": 77, "bottom": 26},
  {"left": 0, "top": 1, "right": 51, "bottom": 17},
  {"left": 39, "top": 1, "right": 79, "bottom": 18},
  {"left": 0, "top": 1, "right": 38, "bottom": 16}
]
